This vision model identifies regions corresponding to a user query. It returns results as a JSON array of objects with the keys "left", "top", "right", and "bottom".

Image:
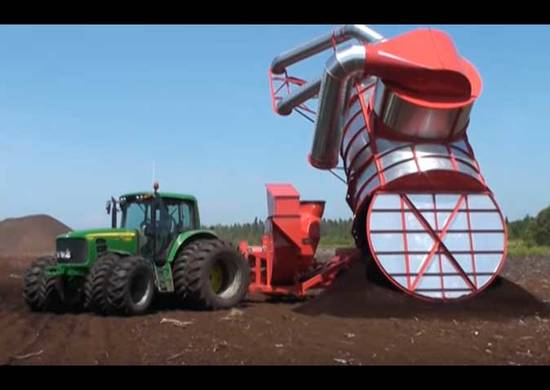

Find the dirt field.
[{"left": 1, "top": 252, "right": 549, "bottom": 365}]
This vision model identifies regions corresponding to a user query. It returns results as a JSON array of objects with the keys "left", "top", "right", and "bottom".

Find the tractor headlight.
[{"left": 56, "top": 249, "right": 72, "bottom": 260}]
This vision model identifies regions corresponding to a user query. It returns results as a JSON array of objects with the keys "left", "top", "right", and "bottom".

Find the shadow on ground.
[{"left": 293, "top": 261, "right": 550, "bottom": 321}]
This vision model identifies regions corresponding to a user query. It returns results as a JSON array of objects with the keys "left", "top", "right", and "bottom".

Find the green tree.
[
  {"left": 508, "top": 214, "right": 536, "bottom": 244},
  {"left": 533, "top": 206, "right": 550, "bottom": 246}
]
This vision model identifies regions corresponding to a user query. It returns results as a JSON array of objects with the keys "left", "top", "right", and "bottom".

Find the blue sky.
[{"left": 0, "top": 25, "right": 548, "bottom": 229}]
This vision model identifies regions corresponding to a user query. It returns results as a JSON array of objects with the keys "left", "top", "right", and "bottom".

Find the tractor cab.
[{"left": 107, "top": 183, "right": 200, "bottom": 266}]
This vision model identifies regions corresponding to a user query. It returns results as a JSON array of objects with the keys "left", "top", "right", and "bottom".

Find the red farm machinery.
[
  {"left": 239, "top": 184, "right": 359, "bottom": 297},
  {"left": 244, "top": 24, "right": 508, "bottom": 302}
]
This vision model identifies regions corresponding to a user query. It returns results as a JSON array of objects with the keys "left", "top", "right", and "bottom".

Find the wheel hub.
[{"left": 209, "top": 263, "right": 224, "bottom": 294}]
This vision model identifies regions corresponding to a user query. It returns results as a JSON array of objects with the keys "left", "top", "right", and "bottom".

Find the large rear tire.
[
  {"left": 106, "top": 256, "right": 155, "bottom": 316},
  {"left": 173, "top": 238, "right": 250, "bottom": 310},
  {"left": 84, "top": 252, "right": 120, "bottom": 314},
  {"left": 173, "top": 240, "right": 203, "bottom": 306},
  {"left": 23, "top": 256, "right": 63, "bottom": 312}
]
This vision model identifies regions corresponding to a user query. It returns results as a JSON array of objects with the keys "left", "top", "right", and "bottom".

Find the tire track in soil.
[
  {"left": 1, "top": 312, "right": 54, "bottom": 365},
  {"left": 80, "top": 315, "right": 152, "bottom": 365},
  {"left": 87, "top": 315, "right": 117, "bottom": 365},
  {"left": 95, "top": 317, "right": 137, "bottom": 365},
  {"left": 29, "top": 313, "right": 94, "bottom": 365},
  {"left": 0, "top": 308, "right": 29, "bottom": 363}
]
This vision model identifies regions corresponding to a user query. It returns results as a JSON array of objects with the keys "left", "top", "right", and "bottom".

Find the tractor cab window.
[
  {"left": 163, "top": 200, "right": 195, "bottom": 233},
  {"left": 157, "top": 204, "right": 173, "bottom": 236},
  {"left": 122, "top": 201, "right": 149, "bottom": 230},
  {"left": 181, "top": 202, "right": 193, "bottom": 230}
]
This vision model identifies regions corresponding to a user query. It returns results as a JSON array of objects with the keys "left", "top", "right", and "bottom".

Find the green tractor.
[{"left": 22, "top": 184, "right": 250, "bottom": 315}]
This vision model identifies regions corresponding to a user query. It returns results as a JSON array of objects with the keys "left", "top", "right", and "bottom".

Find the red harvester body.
[
  {"left": 267, "top": 25, "right": 508, "bottom": 301},
  {"left": 239, "top": 184, "right": 359, "bottom": 297}
]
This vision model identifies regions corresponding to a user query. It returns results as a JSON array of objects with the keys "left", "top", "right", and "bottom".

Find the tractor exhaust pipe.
[{"left": 111, "top": 197, "right": 118, "bottom": 228}]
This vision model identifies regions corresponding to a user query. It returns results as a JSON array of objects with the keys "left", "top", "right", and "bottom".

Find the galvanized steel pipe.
[{"left": 270, "top": 24, "right": 384, "bottom": 75}]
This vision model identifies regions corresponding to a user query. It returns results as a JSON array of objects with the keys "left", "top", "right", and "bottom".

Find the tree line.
[
  {"left": 209, "top": 217, "right": 354, "bottom": 246},
  {"left": 209, "top": 205, "right": 550, "bottom": 248},
  {"left": 508, "top": 205, "right": 550, "bottom": 246}
]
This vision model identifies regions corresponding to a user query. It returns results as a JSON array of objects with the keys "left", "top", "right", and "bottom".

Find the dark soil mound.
[
  {"left": 294, "top": 260, "right": 548, "bottom": 321},
  {"left": 0, "top": 215, "right": 71, "bottom": 256}
]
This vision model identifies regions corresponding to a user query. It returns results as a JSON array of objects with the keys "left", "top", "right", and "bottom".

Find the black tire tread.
[
  {"left": 83, "top": 253, "right": 120, "bottom": 314},
  {"left": 172, "top": 240, "right": 205, "bottom": 304},
  {"left": 106, "top": 255, "right": 153, "bottom": 315},
  {"left": 175, "top": 238, "right": 249, "bottom": 310},
  {"left": 23, "top": 256, "right": 60, "bottom": 312}
]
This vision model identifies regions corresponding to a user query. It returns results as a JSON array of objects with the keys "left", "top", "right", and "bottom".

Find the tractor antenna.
[{"left": 152, "top": 161, "right": 160, "bottom": 193}]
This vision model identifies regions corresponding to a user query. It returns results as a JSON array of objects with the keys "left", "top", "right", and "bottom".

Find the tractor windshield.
[
  {"left": 122, "top": 202, "right": 149, "bottom": 230},
  {"left": 119, "top": 194, "right": 195, "bottom": 238},
  {"left": 120, "top": 196, "right": 152, "bottom": 230}
]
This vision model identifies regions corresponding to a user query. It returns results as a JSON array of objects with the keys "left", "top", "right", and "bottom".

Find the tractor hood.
[
  {"left": 57, "top": 228, "right": 137, "bottom": 241},
  {"left": 55, "top": 228, "right": 139, "bottom": 261}
]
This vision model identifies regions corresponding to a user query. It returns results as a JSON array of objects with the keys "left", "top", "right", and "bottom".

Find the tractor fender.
[{"left": 166, "top": 230, "right": 218, "bottom": 264}]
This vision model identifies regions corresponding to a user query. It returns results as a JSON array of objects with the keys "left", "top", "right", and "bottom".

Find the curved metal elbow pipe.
[
  {"left": 272, "top": 25, "right": 383, "bottom": 116},
  {"left": 276, "top": 77, "right": 322, "bottom": 116},
  {"left": 271, "top": 24, "right": 383, "bottom": 75},
  {"left": 310, "top": 45, "right": 368, "bottom": 170}
]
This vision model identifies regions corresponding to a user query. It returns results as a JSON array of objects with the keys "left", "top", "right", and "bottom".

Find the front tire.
[
  {"left": 174, "top": 239, "right": 250, "bottom": 310},
  {"left": 84, "top": 253, "right": 120, "bottom": 314},
  {"left": 23, "top": 256, "right": 63, "bottom": 312},
  {"left": 106, "top": 256, "right": 155, "bottom": 316}
]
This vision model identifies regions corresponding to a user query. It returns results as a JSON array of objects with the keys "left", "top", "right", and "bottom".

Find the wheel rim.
[
  {"left": 209, "top": 255, "right": 242, "bottom": 299},
  {"left": 130, "top": 270, "right": 152, "bottom": 306},
  {"left": 209, "top": 262, "right": 224, "bottom": 294}
]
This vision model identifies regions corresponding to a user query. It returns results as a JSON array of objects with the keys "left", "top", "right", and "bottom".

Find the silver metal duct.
[
  {"left": 272, "top": 25, "right": 384, "bottom": 116},
  {"left": 310, "top": 44, "right": 368, "bottom": 169},
  {"left": 276, "top": 76, "right": 322, "bottom": 116},
  {"left": 373, "top": 79, "right": 474, "bottom": 140},
  {"left": 271, "top": 25, "right": 384, "bottom": 75}
]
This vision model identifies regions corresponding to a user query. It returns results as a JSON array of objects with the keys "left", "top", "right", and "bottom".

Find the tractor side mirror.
[{"left": 106, "top": 200, "right": 112, "bottom": 214}]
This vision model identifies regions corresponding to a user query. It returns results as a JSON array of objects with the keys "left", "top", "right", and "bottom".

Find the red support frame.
[
  {"left": 401, "top": 194, "right": 476, "bottom": 292},
  {"left": 240, "top": 239, "right": 360, "bottom": 297},
  {"left": 366, "top": 191, "right": 508, "bottom": 302},
  {"left": 356, "top": 82, "right": 385, "bottom": 186},
  {"left": 399, "top": 195, "right": 412, "bottom": 290},
  {"left": 268, "top": 70, "right": 317, "bottom": 121},
  {"left": 341, "top": 82, "right": 488, "bottom": 211},
  {"left": 465, "top": 196, "right": 479, "bottom": 289},
  {"left": 432, "top": 193, "right": 447, "bottom": 300}
]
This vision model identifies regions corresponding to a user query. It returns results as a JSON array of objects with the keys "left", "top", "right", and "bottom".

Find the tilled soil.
[{"left": 0, "top": 254, "right": 549, "bottom": 365}]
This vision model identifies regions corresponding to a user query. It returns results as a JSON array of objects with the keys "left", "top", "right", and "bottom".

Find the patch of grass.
[
  {"left": 507, "top": 239, "right": 550, "bottom": 258},
  {"left": 319, "top": 237, "right": 355, "bottom": 248}
]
